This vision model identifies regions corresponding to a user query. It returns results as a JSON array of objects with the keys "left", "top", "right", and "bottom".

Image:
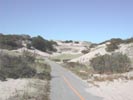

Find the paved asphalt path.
[{"left": 45, "top": 59, "right": 103, "bottom": 100}]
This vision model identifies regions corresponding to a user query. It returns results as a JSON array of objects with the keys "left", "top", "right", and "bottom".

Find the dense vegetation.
[
  {"left": 31, "top": 36, "right": 57, "bottom": 52},
  {"left": 0, "top": 34, "right": 30, "bottom": 50},
  {"left": 90, "top": 53, "right": 131, "bottom": 74},
  {"left": 64, "top": 40, "right": 73, "bottom": 43},
  {"left": 81, "top": 49, "right": 90, "bottom": 54},
  {"left": 0, "top": 34, "right": 57, "bottom": 53},
  {"left": 0, "top": 51, "right": 51, "bottom": 81}
]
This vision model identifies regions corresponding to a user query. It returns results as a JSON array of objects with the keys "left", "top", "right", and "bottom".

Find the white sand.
[
  {"left": 0, "top": 79, "right": 30, "bottom": 100},
  {"left": 86, "top": 80, "right": 133, "bottom": 100},
  {"left": 13, "top": 47, "right": 50, "bottom": 57},
  {"left": 0, "top": 78, "right": 47, "bottom": 100},
  {"left": 70, "top": 43, "right": 133, "bottom": 66},
  {"left": 70, "top": 43, "right": 108, "bottom": 64}
]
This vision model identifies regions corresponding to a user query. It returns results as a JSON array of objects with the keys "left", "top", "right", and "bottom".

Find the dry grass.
[
  {"left": 90, "top": 74, "right": 132, "bottom": 82},
  {"left": 8, "top": 79, "right": 50, "bottom": 100},
  {"left": 51, "top": 54, "right": 82, "bottom": 62},
  {"left": 0, "top": 51, "right": 51, "bottom": 100},
  {"left": 62, "top": 62, "right": 91, "bottom": 80}
]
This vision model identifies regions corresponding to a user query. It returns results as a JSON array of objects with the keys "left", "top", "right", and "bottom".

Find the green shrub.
[
  {"left": 31, "top": 36, "right": 57, "bottom": 52},
  {"left": 63, "top": 62, "right": 89, "bottom": 79},
  {"left": 106, "top": 42, "right": 119, "bottom": 52},
  {"left": 89, "top": 43, "right": 97, "bottom": 48},
  {"left": 26, "top": 43, "right": 32, "bottom": 49},
  {"left": 0, "top": 35, "right": 23, "bottom": 50},
  {"left": 35, "top": 62, "right": 51, "bottom": 80},
  {"left": 64, "top": 40, "right": 73, "bottom": 43},
  {"left": 74, "top": 41, "right": 79, "bottom": 44},
  {"left": 101, "top": 38, "right": 133, "bottom": 52},
  {"left": 22, "top": 50, "right": 36, "bottom": 63},
  {"left": 36, "top": 71, "right": 51, "bottom": 80},
  {"left": 124, "top": 37, "right": 133, "bottom": 44},
  {"left": 0, "top": 52, "right": 36, "bottom": 80},
  {"left": 81, "top": 49, "right": 90, "bottom": 54},
  {"left": 90, "top": 53, "right": 131, "bottom": 74},
  {"left": 105, "top": 38, "right": 124, "bottom": 52}
]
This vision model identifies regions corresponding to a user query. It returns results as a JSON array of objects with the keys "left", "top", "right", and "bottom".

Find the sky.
[{"left": 0, "top": 0, "right": 133, "bottom": 43}]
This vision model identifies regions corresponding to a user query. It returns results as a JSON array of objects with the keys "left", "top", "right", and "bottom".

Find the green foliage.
[
  {"left": 49, "top": 40, "right": 58, "bottom": 46},
  {"left": 81, "top": 49, "right": 90, "bottom": 54},
  {"left": 51, "top": 54, "right": 82, "bottom": 61},
  {"left": 101, "top": 38, "right": 133, "bottom": 52},
  {"left": 100, "top": 38, "right": 123, "bottom": 45},
  {"left": 105, "top": 38, "right": 123, "bottom": 52},
  {"left": 35, "top": 62, "right": 51, "bottom": 80},
  {"left": 0, "top": 34, "right": 23, "bottom": 50},
  {"left": 64, "top": 40, "right": 73, "bottom": 43},
  {"left": 63, "top": 62, "right": 90, "bottom": 79},
  {"left": 31, "top": 36, "right": 47, "bottom": 51},
  {"left": 22, "top": 50, "right": 36, "bottom": 63},
  {"left": 90, "top": 53, "right": 131, "bottom": 74},
  {"left": 74, "top": 41, "right": 79, "bottom": 44},
  {"left": 124, "top": 37, "right": 133, "bottom": 43},
  {"left": 0, "top": 52, "right": 36, "bottom": 80},
  {"left": 31, "top": 36, "right": 57, "bottom": 52},
  {"left": 0, "top": 51, "right": 51, "bottom": 81},
  {"left": 26, "top": 43, "right": 32, "bottom": 49},
  {"left": 89, "top": 43, "right": 98, "bottom": 48}
]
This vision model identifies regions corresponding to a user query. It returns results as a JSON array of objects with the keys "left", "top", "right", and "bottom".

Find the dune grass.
[
  {"left": 62, "top": 62, "right": 91, "bottom": 80},
  {"left": 0, "top": 51, "right": 51, "bottom": 100},
  {"left": 51, "top": 53, "right": 82, "bottom": 62}
]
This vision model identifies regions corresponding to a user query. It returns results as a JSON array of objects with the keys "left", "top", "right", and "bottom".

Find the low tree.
[{"left": 31, "top": 36, "right": 57, "bottom": 52}]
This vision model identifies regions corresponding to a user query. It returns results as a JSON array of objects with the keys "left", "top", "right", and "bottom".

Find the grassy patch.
[
  {"left": 90, "top": 53, "right": 131, "bottom": 74},
  {"left": 35, "top": 61, "right": 51, "bottom": 80},
  {"left": 62, "top": 62, "right": 91, "bottom": 80},
  {"left": 8, "top": 79, "right": 50, "bottom": 100},
  {"left": 51, "top": 54, "right": 82, "bottom": 62}
]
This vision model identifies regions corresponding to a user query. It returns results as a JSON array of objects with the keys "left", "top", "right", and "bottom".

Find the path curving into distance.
[{"left": 45, "top": 59, "right": 103, "bottom": 100}]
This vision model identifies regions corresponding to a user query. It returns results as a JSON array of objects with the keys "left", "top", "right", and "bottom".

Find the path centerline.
[{"left": 62, "top": 76, "right": 86, "bottom": 100}]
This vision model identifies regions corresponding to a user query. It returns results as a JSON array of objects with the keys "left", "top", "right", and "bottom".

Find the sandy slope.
[
  {"left": 0, "top": 79, "right": 47, "bottom": 100},
  {"left": 70, "top": 43, "right": 108, "bottom": 64},
  {"left": 13, "top": 47, "right": 50, "bottom": 57},
  {"left": 0, "top": 79, "right": 31, "bottom": 100},
  {"left": 54, "top": 40, "right": 91, "bottom": 54},
  {"left": 70, "top": 43, "right": 133, "bottom": 65},
  {"left": 86, "top": 80, "right": 133, "bottom": 100}
]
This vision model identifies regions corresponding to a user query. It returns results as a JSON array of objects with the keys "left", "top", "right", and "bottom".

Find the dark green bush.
[
  {"left": 64, "top": 40, "right": 73, "bottom": 43},
  {"left": 22, "top": 50, "right": 36, "bottom": 63},
  {"left": 31, "top": 36, "right": 57, "bottom": 52},
  {"left": 81, "top": 49, "right": 90, "bottom": 54},
  {"left": 36, "top": 72, "right": 51, "bottom": 80},
  {"left": 74, "top": 41, "right": 79, "bottom": 44},
  {"left": 90, "top": 53, "right": 131, "bottom": 74},
  {"left": 89, "top": 43, "right": 98, "bottom": 48},
  {"left": 0, "top": 34, "right": 30, "bottom": 50},
  {"left": 26, "top": 43, "right": 32, "bottom": 49},
  {"left": 101, "top": 38, "right": 133, "bottom": 52}
]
